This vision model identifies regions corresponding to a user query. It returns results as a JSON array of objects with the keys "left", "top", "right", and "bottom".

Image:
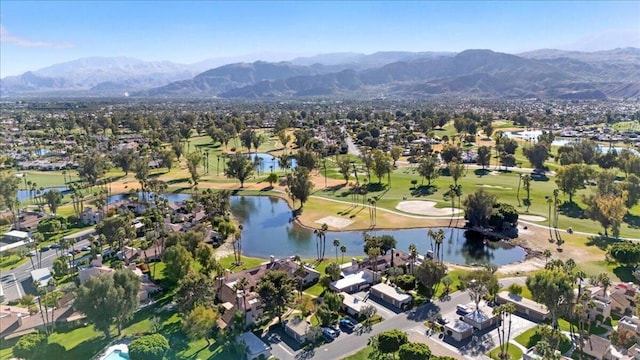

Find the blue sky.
[{"left": 1, "top": 1, "right": 639, "bottom": 76}]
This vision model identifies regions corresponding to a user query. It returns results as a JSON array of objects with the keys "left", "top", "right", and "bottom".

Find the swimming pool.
[{"left": 103, "top": 349, "right": 129, "bottom": 360}]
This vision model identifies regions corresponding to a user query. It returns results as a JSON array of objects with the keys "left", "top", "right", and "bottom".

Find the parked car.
[
  {"left": 436, "top": 316, "right": 449, "bottom": 325},
  {"left": 322, "top": 327, "right": 339, "bottom": 339},
  {"left": 27, "top": 250, "right": 36, "bottom": 257},
  {"left": 330, "top": 323, "right": 341, "bottom": 335},
  {"left": 339, "top": 318, "right": 356, "bottom": 332},
  {"left": 81, "top": 246, "right": 90, "bottom": 251},
  {"left": 39, "top": 246, "right": 50, "bottom": 252},
  {"left": 50, "top": 243, "right": 61, "bottom": 249}
]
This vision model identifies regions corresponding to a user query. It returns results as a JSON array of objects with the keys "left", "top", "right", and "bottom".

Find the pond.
[
  {"left": 17, "top": 186, "right": 69, "bottom": 202},
  {"left": 230, "top": 196, "right": 526, "bottom": 266},
  {"left": 246, "top": 153, "right": 297, "bottom": 173}
]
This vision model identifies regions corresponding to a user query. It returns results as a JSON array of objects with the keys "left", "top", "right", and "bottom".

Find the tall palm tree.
[
  {"left": 493, "top": 303, "right": 516, "bottom": 360},
  {"left": 340, "top": 245, "right": 347, "bottom": 264},
  {"left": 313, "top": 223, "right": 328, "bottom": 261},
  {"left": 428, "top": 229, "right": 445, "bottom": 264},
  {"left": 333, "top": 239, "right": 340, "bottom": 262},
  {"left": 233, "top": 277, "right": 250, "bottom": 315},
  {"left": 408, "top": 244, "right": 418, "bottom": 274}
]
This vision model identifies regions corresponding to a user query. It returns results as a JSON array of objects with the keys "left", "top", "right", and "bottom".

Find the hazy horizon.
[{"left": 1, "top": 1, "right": 639, "bottom": 76}]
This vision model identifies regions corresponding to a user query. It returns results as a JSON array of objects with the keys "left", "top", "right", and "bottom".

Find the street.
[
  {"left": 269, "top": 278, "right": 534, "bottom": 360},
  {"left": 1, "top": 238, "right": 92, "bottom": 301}
]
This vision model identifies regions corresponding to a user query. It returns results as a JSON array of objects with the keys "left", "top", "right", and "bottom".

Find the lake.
[
  {"left": 17, "top": 186, "right": 69, "bottom": 202},
  {"left": 230, "top": 195, "right": 525, "bottom": 266},
  {"left": 246, "top": 153, "right": 298, "bottom": 173}
]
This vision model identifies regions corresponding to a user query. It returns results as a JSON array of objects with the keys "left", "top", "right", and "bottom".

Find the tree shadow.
[
  {"left": 65, "top": 336, "right": 110, "bottom": 360},
  {"left": 613, "top": 265, "right": 636, "bottom": 283},
  {"left": 558, "top": 202, "right": 586, "bottom": 219},
  {"left": 325, "top": 183, "right": 347, "bottom": 193},
  {"left": 624, "top": 214, "right": 640, "bottom": 229},
  {"left": 585, "top": 235, "right": 615, "bottom": 250},
  {"left": 474, "top": 169, "right": 490, "bottom": 177},
  {"left": 531, "top": 173, "right": 549, "bottom": 182},
  {"left": 260, "top": 186, "right": 274, "bottom": 192},
  {"left": 410, "top": 185, "right": 437, "bottom": 197},
  {"left": 166, "top": 178, "right": 191, "bottom": 185},
  {"left": 366, "top": 183, "right": 386, "bottom": 192}
]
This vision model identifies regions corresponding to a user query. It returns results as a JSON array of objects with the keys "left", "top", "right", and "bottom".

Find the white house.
[
  {"left": 370, "top": 283, "right": 412, "bottom": 310},
  {"left": 237, "top": 332, "right": 271, "bottom": 360}
]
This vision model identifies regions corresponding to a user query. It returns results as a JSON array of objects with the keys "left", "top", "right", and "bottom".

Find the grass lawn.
[
  {"left": 217, "top": 254, "right": 265, "bottom": 271},
  {"left": 305, "top": 283, "right": 325, "bottom": 297},
  {"left": 1, "top": 299, "right": 237, "bottom": 360},
  {"left": 341, "top": 346, "right": 373, "bottom": 360},
  {"left": 487, "top": 342, "right": 523, "bottom": 360},
  {"left": 515, "top": 326, "right": 572, "bottom": 354},
  {"left": 558, "top": 318, "right": 607, "bottom": 335},
  {"left": 0, "top": 254, "right": 28, "bottom": 272},
  {"left": 434, "top": 268, "right": 468, "bottom": 298}
]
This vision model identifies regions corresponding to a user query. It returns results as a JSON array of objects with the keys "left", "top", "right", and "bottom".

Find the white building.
[{"left": 237, "top": 332, "right": 271, "bottom": 360}]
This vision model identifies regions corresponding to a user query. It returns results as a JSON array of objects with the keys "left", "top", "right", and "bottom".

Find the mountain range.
[{"left": 2, "top": 48, "right": 639, "bottom": 99}]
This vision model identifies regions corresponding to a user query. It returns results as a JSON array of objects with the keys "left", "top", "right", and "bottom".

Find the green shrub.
[
  {"left": 129, "top": 334, "right": 170, "bottom": 360},
  {"left": 13, "top": 332, "right": 47, "bottom": 360},
  {"left": 395, "top": 275, "right": 416, "bottom": 291}
]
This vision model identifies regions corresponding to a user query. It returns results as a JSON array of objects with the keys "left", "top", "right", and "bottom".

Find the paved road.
[
  {"left": 1, "top": 238, "right": 92, "bottom": 300},
  {"left": 341, "top": 127, "right": 361, "bottom": 157},
  {"left": 268, "top": 290, "right": 473, "bottom": 360},
  {"left": 269, "top": 277, "right": 535, "bottom": 360}
]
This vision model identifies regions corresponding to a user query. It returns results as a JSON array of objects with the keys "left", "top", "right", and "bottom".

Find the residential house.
[
  {"left": 444, "top": 319, "right": 474, "bottom": 341},
  {"left": 216, "top": 257, "right": 320, "bottom": 327},
  {"left": 77, "top": 255, "right": 160, "bottom": 303},
  {"left": 2, "top": 230, "right": 30, "bottom": 244},
  {"left": 30, "top": 268, "right": 53, "bottom": 288},
  {"left": 0, "top": 304, "right": 85, "bottom": 340},
  {"left": 81, "top": 206, "right": 103, "bottom": 225},
  {"left": 370, "top": 283, "right": 412, "bottom": 310},
  {"left": 463, "top": 302, "right": 498, "bottom": 331},
  {"left": 583, "top": 334, "right": 612, "bottom": 360},
  {"left": 497, "top": 291, "right": 550, "bottom": 321},
  {"left": 586, "top": 286, "right": 613, "bottom": 320},
  {"left": 284, "top": 316, "right": 310, "bottom": 344},
  {"left": 340, "top": 292, "right": 366, "bottom": 317}
]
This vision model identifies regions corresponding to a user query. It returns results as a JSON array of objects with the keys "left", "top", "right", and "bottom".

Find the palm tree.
[
  {"left": 543, "top": 249, "right": 552, "bottom": 264},
  {"left": 597, "top": 273, "right": 611, "bottom": 298},
  {"left": 313, "top": 223, "right": 328, "bottom": 261},
  {"left": 408, "top": 243, "right": 418, "bottom": 274},
  {"left": 333, "top": 239, "right": 340, "bottom": 262},
  {"left": 233, "top": 277, "right": 250, "bottom": 315},
  {"left": 493, "top": 303, "right": 516, "bottom": 360},
  {"left": 546, "top": 196, "right": 553, "bottom": 241},
  {"left": 427, "top": 229, "right": 445, "bottom": 264},
  {"left": 340, "top": 245, "right": 347, "bottom": 264}
]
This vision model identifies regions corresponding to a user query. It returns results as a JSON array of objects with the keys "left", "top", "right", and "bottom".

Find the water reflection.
[{"left": 230, "top": 196, "right": 525, "bottom": 265}]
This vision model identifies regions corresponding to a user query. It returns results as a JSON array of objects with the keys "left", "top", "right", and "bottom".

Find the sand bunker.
[
  {"left": 519, "top": 215, "right": 546, "bottom": 222},
  {"left": 315, "top": 216, "right": 354, "bottom": 229},
  {"left": 396, "top": 200, "right": 462, "bottom": 216},
  {"left": 480, "top": 184, "right": 512, "bottom": 190}
]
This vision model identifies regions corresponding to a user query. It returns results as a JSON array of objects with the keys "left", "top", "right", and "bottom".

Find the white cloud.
[{"left": 0, "top": 25, "right": 74, "bottom": 48}]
